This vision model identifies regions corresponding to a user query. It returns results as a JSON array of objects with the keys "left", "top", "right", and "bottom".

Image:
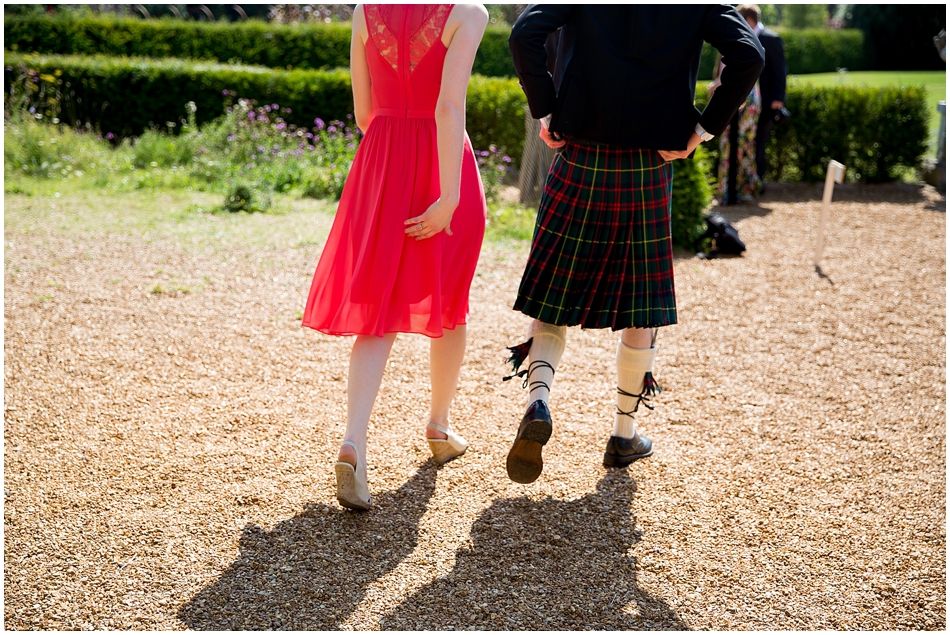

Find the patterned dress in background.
[{"left": 716, "top": 83, "right": 762, "bottom": 204}]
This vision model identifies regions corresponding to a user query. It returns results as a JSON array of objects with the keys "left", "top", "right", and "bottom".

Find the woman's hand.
[{"left": 404, "top": 198, "right": 458, "bottom": 240}]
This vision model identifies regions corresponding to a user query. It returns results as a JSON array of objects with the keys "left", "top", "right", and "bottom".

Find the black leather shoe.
[
  {"left": 603, "top": 434, "right": 653, "bottom": 467},
  {"left": 506, "top": 400, "right": 552, "bottom": 484}
]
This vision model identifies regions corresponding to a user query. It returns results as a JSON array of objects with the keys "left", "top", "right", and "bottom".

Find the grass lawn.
[{"left": 790, "top": 71, "right": 946, "bottom": 148}]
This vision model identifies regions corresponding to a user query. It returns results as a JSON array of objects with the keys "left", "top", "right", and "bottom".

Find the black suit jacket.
[
  {"left": 509, "top": 4, "right": 765, "bottom": 150},
  {"left": 757, "top": 27, "right": 787, "bottom": 105}
]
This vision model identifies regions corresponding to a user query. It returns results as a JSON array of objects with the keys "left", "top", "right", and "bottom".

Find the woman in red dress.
[{"left": 301, "top": 4, "right": 488, "bottom": 510}]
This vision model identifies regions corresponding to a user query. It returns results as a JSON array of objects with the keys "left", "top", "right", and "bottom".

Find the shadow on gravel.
[
  {"left": 178, "top": 462, "right": 438, "bottom": 630},
  {"left": 382, "top": 470, "right": 688, "bottom": 630}
]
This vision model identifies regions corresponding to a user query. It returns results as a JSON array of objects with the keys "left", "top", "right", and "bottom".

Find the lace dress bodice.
[{"left": 363, "top": 4, "right": 454, "bottom": 115}]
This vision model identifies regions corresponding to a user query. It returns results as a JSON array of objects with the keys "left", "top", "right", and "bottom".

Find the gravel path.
[{"left": 4, "top": 182, "right": 946, "bottom": 630}]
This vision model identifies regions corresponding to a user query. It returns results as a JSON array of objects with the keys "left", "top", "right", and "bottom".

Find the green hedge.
[
  {"left": 693, "top": 82, "right": 930, "bottom": 183},
  {"left": 5, "top": 15, "right": 866, "bottom": 80},
  {"left": 4, "top": 52, "right": 526, "bottom": 165},
  {"left": 770, "top": 84, "right": 929, "bottom": 183},
  {"left": 4, "top": 14, "right": 516, "bottom": 77},
  {"left": 699, "top": 28, "right": 865, "bottom": 80},
  {"left": 7, "top": 53, "right": 928, "bottom": 184},
  {"left": 4, "top": 54, "right": 354, "bottom": 137}
]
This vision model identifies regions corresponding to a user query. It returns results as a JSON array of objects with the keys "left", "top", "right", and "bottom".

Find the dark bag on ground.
[{"left": 694, "top": 211, "right": 746, "bottom": 258}]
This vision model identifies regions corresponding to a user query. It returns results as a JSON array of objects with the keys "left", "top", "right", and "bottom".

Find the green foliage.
[
  {"left": 4, "top": 54, "right": 526, "bottom": 172},
  {"left": 485, "top": 204, "right": 536, "bottom": 243},
  {"left": 699, "top": 29, "right": 865, "bottom": 79},
  {"left": 778, "top": 28, "right": 865, "bottom": 74},
  {"left": 475, "top": 145, "right": 515, "bottom": 204},
  {"left": 465, "top": 74, "right": 527, "bottom": 168},
  {"left": 471, "top": 26, "right": 517, "bottom": 78},
  {"left": 4, "top": 112, "right": 114, "bottom": 179},
  {"left": 4, "top": 54, "right": 355, "bottom": 138},
  {"left": 845, "top": 5, "right": 946, "bottom": 71},
  {"left": 694, "top": 80, "right": 929, "bottom": 183},
  {"left": 223, "top": 183, "right": 272, "bottom": 214},
  {"left": 770, "top": 84, "right": 930, "bottom": 183},
  {"left": 670, "top": 145, "right": 714, "bottom": 250},
  {"left": 781, "top": 5, "right": 828, "bottom": 30},
  {"left": 4, "top": 14, "right": 352, "bottom": 70},
  {"left": 4, "top": 13, "right": 519, "bottom": 77}
]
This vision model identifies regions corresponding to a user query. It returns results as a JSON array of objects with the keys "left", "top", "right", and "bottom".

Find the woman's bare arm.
[
  {"left": 350, "top": 5, "right": 373, "bottom": 133},
  {"left": 404, "top": 4, "right": 488, "bottom": 240}
]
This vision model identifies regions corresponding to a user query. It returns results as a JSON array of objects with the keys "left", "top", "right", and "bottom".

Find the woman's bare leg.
[
  {"left": 426, "top": 325, "right": 467, "bottom": 439},
  {"left": 338, "top": 333, "right": 398, "bottom": 467}
]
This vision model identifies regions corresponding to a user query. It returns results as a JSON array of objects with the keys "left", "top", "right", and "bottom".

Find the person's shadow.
[
  {"left": 178, "top": 463, "right": 438, "bottom": 630},
  {"left": 381, "top": 470, "right": 688, "bottom": 630}
]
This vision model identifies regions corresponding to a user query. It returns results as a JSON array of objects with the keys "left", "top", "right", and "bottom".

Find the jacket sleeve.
[
  {"left": 698, "top": 5, "right": 765, "bottom": 136},
  {"left": 508, "top": 4, "right": 575, "bottom": 119}
]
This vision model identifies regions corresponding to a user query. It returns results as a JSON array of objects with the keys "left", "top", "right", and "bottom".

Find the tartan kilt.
[{"left": 514, "top": 140, "right": 677, "bottom": 330}]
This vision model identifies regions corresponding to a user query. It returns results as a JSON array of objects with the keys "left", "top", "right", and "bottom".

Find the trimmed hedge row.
[
  {"left": 3, "top": 14, "right": 516, "bottom": 77},
  {"left": 699, "top": 28, "right": 865, "bottom": 79},
  {"left": 4, "top": 53, "right": 527, "bottom": 167},
  {"left": 6, "top": 14, "right": 865, "bottom": 80},
  {"left": 693, "top": 83, "right": 930, "bottom": 183},
  {"left": 770, "top": 84, "right": 930, "bottom": 183},
  {"left": 6, "top": 53, "right": 929, "bottom": 183}
]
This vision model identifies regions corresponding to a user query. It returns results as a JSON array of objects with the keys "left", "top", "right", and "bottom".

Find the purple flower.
[
  {"left": 222, "top": 89, "right": 229, "bottom": 95},
  {"left": 314, "top": 118, "right": 325, "bottom": 130},
  {"left": 264, "top": 104, "right": 272, "bottom": 112},
  {"left": 271, "top": 103, "right": 278, "bottom": 110},
  {"left": 346, "top": 114, "right": 353, "bottom": 120},
  {"left": 306, "top": 132, "right": 314, "bottom": 139},
  {"left": 227, "top": 135, "right": 235, "bottom": 142},
  {"left": 248, "top": 111, "right": 256, "bottom": 119},
  {"left": 347, "top": 143, "right": 355, "bottom": 149},
  {"left": 276, "top": 123, "right": 286, "bottom": 131},
  {"left": 105, "top": 132, "right": 115, "bottom": 140},
  {"left": 503, "top": 156, "right": 512, "bottom": 163},
  {"left": 5, "top": 66, "right": 11, "bottom": 72},
  {"left": 328, "top": 125, "right": 337, "bottom": 133}
]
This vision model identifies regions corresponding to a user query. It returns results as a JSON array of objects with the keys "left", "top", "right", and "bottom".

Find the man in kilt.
[{"left": 504, "top": 6, "right": 764, "bottom": 484}]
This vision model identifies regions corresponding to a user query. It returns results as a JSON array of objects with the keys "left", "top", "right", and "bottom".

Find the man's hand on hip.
[{"left": 658, "top": 131, "right": 703, "bottom": 162}]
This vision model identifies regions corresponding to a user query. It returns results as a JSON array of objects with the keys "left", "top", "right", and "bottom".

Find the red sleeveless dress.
[{"left": 302, "top": 4, "right": 487, "bottom": 338}]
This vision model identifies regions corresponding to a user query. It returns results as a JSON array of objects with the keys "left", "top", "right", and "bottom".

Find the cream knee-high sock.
[
  {"left": 526, "top": 321, "right": 566, "bottom": 405},
  {"left": 614, "top": 341, "right": 658, "bottom": 438}
]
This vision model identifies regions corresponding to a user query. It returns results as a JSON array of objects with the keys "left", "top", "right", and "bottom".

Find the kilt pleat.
[{"left": 514, "top": 141, "right": 677, "bottom": 330}]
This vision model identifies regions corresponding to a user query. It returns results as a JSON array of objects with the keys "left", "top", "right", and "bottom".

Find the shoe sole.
[
  {"left": 603, "top": 447, "right": 654, "bottom": 468},
  {"left": 334, "top": 462, "right": 371, "bottom": 511},
  {"left": 427, "top": 439, "right": 467, "bottom": 465},
  {"left": 506, "top": 418, "right": 552, "bottom": 484}
]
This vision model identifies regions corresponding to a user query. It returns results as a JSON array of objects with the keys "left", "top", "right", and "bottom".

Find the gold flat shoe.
[
  {"left": 335, "top": 441, "right": 371, "bottom": 511},
  {"left": 426, "top": 422, "right": 468, "bottom": 465}
]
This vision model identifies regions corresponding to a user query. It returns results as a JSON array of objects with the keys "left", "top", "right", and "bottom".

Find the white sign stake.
[{"left": 814, "top": 160, "right": 846, "bottom": 268}]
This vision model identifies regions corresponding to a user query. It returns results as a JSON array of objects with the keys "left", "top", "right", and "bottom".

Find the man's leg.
[
  {"left": 756, "top": 109, "right": 775, "bottom": 182},
  {"left": 605, "top": 327, "right": 657, "bottom": 467},
  {"left": 524, "top": 319, "right": 566, "bottom": 405},
  {"left": 506, "top": 319, "right": 566, "bottom": 483}
]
